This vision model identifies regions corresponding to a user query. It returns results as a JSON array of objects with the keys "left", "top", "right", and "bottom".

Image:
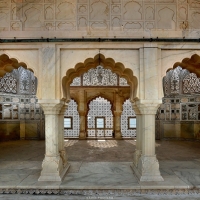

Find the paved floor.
[
  {"left": 1, "top": 194, "right": 200, "bottom": 200},
  {"left": 1, "top": 139, "right": 200, "bottom": 199}
]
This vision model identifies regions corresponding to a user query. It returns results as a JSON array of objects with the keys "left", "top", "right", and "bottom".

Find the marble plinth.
[{"left": 132, "top": 155, "right": 164, "bottom": 182}]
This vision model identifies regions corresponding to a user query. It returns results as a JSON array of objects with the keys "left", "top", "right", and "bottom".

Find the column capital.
[
  {"left": 132, "top": 99, "right": 161, "bottom": 115},
  {"left": 38, "top": 99, "right": 66, "bottom": 115}
]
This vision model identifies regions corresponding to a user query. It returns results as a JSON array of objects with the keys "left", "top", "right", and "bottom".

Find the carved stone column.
[
  {"left": 131, "top": 100, "right": 163, "bottom": 182},
  {"left": 114, "top": 92, "right": 122, "bottom": 139},
  {"left": 77, "top": 91, "right": 86, "bottom": 139},
  {"left": 58, "top": 100, "right": 68, "bottom": 168},
  {"left": 114, "top": 111, "right": 122, "bottom": 139},
  {"left": 79, "top": 111, "right": 87, "bottom": 139},
  {"left": 132, "top": 102, "right": 142, "bottom": 167},
  {"left": 38, "top": 99, "right": 70, "bottom": 181}
]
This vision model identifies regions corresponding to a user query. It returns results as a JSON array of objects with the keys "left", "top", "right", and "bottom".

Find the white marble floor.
[
  {"left": 1, "top": 194, "right": 200, "bottom": 200},
  {"left": 1, "top": 140, "right": 200, "bottom": 199}
]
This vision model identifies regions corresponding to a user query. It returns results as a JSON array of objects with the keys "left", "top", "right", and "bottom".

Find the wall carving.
[{"left": 1, "top": 0, "right": 199, "bottom": 32}]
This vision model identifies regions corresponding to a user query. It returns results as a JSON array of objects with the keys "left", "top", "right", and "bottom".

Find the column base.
[
  {"left": 60, "top": 150, "right": 68, "bottom": 168},
  {"left": 133, "top": 149, "right": 142, "bottom": 167},
  {"left": 131, "top": 155, "right": 164, "bottom": 182},
  {"left": 114, "top": 131, "right": 122, "bottom": 139},
  {"left": 38, "top": 155, "right": 70, "bottom": 181},
  {"left": 79, "top": 131, "right": 86, "bottom": 139}
]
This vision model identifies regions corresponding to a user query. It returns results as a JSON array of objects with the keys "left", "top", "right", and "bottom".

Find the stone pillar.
[
  {"left": 77, "top": 91, "right": 86, "bottom": 139},
  {"left": 38, "top": 99, "right": 70, "bottom": 181},
  {"left": 114, "top": 92, "right": 122, "bottom": 139},
  {"left": 20, "top": 120, "right": 26, "bottom": 139},
  {"left": 131, "top": 100, "right": 163, "bottom": 182},
  {"left": 114, "top": 111, "right": 122, "bottom": 139},
  {"left": 79, "top": 111, "right": 86, "bottom": 139},
  {"left": 58, "top": 101, "right": 68, "bottom": 168},
  {"left": 132, "top": 102, "right": 142, "bottom": 167}
]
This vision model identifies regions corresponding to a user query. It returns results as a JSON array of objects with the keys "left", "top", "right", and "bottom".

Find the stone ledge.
[{"left": 0, "top": 188, "right": 200, "bottom": 196}]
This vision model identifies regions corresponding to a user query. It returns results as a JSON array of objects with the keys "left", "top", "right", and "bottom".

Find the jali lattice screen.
[
  {"left": 64, "top": 99, "right": 80, "bottom": 138},
  {"left": 121, "top": 99, "right": 136, "bottom": 138},
  {"left": 87, "top": 97, "right": 113, "bottom": 138}
]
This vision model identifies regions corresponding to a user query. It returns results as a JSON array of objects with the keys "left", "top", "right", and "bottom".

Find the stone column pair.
[
  {"left": 38, "top": 99, "right": 70, "bottom": 181},
  {"left": 132, "top": 100, "right": 164, "bottom": 182}
]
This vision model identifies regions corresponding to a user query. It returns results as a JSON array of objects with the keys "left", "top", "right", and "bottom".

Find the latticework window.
[
  {"left": 31, "top": 73, "right": 37, "bottom": 95},
  {"left": 0, "top": 67, "right": 37, "bottom": 95},
  {"left": 170, "top": 67, "right": 180, "bottom": 94},
  {"left": 19, "top": 67, "right": 30, "bottom": 94},
  {"left": 64, "top": 99, "right": 80, "bottom": 138},
  {"left": 162, "top": 66, "right": 200, "bottom": 96},
  {"left": 121, "top": 99, "right": 136, "bottom": 138},
  {"left": 70, "top": 77, "right": 81, "bottom": 86},
  {"left": 0, "top": 73, "right": 17, "bottom": 94},
  {"left": 87, "top": 97, "right": 113, "bottom": 137},
  {"left": 0, "top": 67, "right": 40, "bottom": 121},
  {"left": 119, "top": 77, "right": 129, "bottom": 86},
  {"left": 70, "top": 65, "right": 130, "bottom": 87},
  {"left": 83, "top": 66, "right": 117, "bottom": 86},
  {"left": 183, "top": 73, "right": 200, "bottom": 94}
]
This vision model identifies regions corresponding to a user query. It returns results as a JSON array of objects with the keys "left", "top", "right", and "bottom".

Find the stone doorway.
[{"left": 87, "top": 96, "right": 113, "bottom": 139}]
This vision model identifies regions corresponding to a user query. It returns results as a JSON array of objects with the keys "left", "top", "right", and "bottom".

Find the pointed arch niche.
[{"left": 62, "top": 54, "right": 138, "bottom": 139}]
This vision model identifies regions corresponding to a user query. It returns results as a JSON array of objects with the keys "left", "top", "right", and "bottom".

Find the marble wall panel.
[
  {"left": 194, "top": 123, "right": 200, "bottom": 139},
  {"left": 156, "top": 5, "right": 176, "bottom": 29},
  {"left": 181, "top": 122, "right": 195, "bottom": 139},
  {"left": 163, "top": 123, "right": 181, "bottom": 138},
  {"left": 0, "top": 122, "right": 20, "bottom": 141},
  {"left": 60, "top": 49, "right": 99, "bottom": 77},
  {"left": 25, "top": 122, "right": 39, "bottom": 138},
  {"left": 56, "top": 0, "right": 76, "bottom": 21},
  {"left": 1, "top": 0, "right": 199, "bottom": 38},
  {"left": 60, "top": 49, "right": 139, "bottom": 81}
]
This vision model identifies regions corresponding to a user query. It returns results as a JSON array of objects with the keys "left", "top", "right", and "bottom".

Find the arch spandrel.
[{"left": 62, "top": 53, "right": 138, "bottom": 102}]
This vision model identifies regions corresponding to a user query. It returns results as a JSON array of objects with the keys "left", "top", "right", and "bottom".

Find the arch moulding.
[{"left": 62, "top": 53, "right": 138, "bottom": 102}]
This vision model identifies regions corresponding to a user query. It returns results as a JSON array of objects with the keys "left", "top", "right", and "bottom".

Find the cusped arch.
[
  {"left": 169, "top": 54, "right": 200, "bottom": 77},
  {"left": 87, "top": 93, "right": 114, "bottom": 107},
  {"left": 0, "top": 54, "right": 35, "bottom": 77},
  {"left": 86, "top": 95, "right": 114, "bottom": 117},
  {"left": 62, "top": 53, "right": 138, "bottom": 102}
]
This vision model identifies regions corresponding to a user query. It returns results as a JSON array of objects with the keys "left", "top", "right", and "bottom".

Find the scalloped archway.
[
  {"left": 0, "top": 54, "right": 34, "bottom": 77},
  {"left": 165, "top": 54, "right": 200, "bottom": 77},
  {"left": 62, "top": 53, "right": 138, "bottom": 102}
]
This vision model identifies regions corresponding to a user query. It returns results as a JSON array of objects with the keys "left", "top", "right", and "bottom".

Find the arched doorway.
[
  {"left": 87, "top": 96, "right": 113, "bottom": 138},
  {"left": 67, "top": 62, "right": 135, "bottom": 139}
]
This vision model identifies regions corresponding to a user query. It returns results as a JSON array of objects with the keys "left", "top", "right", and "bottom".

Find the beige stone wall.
[{"left": 0, "top": 0, "right": 200, "bottom": 39}]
